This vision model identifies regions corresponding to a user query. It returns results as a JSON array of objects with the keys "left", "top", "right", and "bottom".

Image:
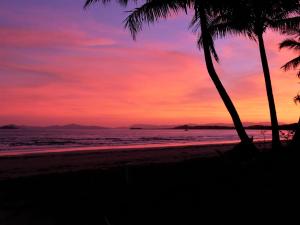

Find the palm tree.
[
  {"left": 85, "top": 0, "right": 255, "bottom": 148},
  {"left": 206, "top": 0, "right": 300, "bottom": 149}
]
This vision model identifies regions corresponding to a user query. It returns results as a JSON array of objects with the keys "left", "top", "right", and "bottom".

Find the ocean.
[{"left": 0, "top": 128, "right": 271, "bottom": 155}]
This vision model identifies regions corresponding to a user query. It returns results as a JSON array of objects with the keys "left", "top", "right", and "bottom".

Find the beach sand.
[
  {"left": 0, "top": 141, "right": 298, "bottom": 225},
  {"left": 0, "top": 142, "right": 270, "bottom": 181}
]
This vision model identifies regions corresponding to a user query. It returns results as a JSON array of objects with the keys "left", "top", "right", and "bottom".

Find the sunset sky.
[{"left": 0, "top": 0, "right": 299, "bottom": 126}]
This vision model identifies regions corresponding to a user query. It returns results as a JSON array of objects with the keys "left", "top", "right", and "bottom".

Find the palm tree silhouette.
[
  {"left": 207, "top": 0, "right": 300, "bottom": 149},
  {"left": 84, "top": 0, "right": 255, "bottom": 148}
]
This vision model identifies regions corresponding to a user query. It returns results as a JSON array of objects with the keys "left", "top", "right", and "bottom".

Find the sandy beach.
[
  {"left": 0, "top": 141, "right": 270, "bottom": 181},
  {"left": 1, "top": 141, "right": 298, "bottom": 225}
]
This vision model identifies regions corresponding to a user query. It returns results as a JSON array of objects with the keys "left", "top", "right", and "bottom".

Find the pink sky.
[{"left": 0, "top": 1, "right": 299, "bottom": 126}]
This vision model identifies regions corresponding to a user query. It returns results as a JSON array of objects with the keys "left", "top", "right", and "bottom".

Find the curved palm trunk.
[
  {"left": 257, "top": 34, "right": 281, "bottom": 149},
  {"left": 198, "top": 5, "right": 251, "bottom": 144}
]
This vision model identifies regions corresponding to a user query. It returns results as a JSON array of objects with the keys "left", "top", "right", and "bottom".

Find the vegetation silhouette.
[
  {"left": 295, "top": 94, "right": 300, "bottom": 104},
  {"left": 84, "top": 0, "right": 256, "bottom": 151},
  {"left": 206, "top": 0, "right": 300, "bottom": 149},
  {"left": 280, "top": 29, "right": 300, "bottom": 78},
  {"left": 280, "top": 29, "right": 300, "bottom": 146}
]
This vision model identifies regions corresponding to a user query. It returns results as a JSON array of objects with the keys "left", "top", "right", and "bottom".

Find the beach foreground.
[
  {"left": 0, "top": 142, "right": 268, "bottom": 181},
  {"left": 0, "top": 142, "right": 299, "bottom": 225}
]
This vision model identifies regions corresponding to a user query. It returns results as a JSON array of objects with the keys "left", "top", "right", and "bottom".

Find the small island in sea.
[{"left": 0, "top": 124, "right": 19, "bottom": 129}]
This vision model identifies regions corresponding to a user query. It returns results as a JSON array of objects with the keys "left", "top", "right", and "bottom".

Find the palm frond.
[
  {"left": 281, "top": 56, "right": 300, "bottom": 71},
  {"left": 209, "top": 21, "right": 256, "bottom": 41},
  {"left": 124, "top": 0, "right": 190, "bottom": 39},
  {"left": 189, "top": 8, "right": 220, "bottom": 62},
  {"left": 279, "top": 38, "right": 300, "bottom": 51},
  {"left": 197, "top": 33, "right": 219, "bottom": 62},
  {"left": 270, "top": 16, "right": 300, "bottom": 34},
  {"left": 294, "top": 93, "right": 300, "bottom": 104},
  {"left": 281, "top": 28, "right": 300, "bottom": 36}
]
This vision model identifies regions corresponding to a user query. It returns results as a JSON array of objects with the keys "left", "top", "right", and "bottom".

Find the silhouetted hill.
[
  {"left": 130, "top": 122, "right": 274, "bottom": 130},
  {"left": 246, "top": 125, "right": 272, "bottom": 130},
  {"left": 130, "top": 124, "right": 175, "bottom": 129},
  {"left": 279, "top": 123, "right": 298, "bottom": 130},
  {"left": 174, "top": 125, "right": 234, "bottom": 130},
  {"left": 46, "top": 124, "right": 108, "bottom": 129},
  {"left": 174, "top": 123, "right": 298, "bottom": 130},
  {"left": 0, "top": 124, "right": 19, "bottom": 129},
  {"left": 244, "top": 124, "right": 298, "bottom": 130},
  {"left": 2, "top": 123, "right": 297, "bottom": 130}
]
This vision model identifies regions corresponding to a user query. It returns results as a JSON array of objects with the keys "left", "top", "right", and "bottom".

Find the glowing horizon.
[{"left": 0, "top": 0, "right": 299, "bottom": 127}]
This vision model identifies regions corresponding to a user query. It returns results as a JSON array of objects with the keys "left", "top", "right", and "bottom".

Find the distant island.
[
  {"left": 45, "top": 124, "right": 108, "bottom": 129},
  {"left": 130, "top": 124, "right": 176, "bottom": 129},
  {"left": 174, "top": 123, "right": 298, "bottom": 130},
  {"left": 130, "top": 123, "right": 298, "bottom": 130},
  {"left": 0, "top": 124, "right": 19, "bottom": 129},
  {"left": 1, "top": 123, "right": 297, "bottom": 130}
]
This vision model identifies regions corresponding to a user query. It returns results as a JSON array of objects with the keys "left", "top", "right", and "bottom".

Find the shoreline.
[
  {"left": 0, "top": 141, "right": 271, "bottom": 181},
  {"left": 0, "top": 140, "right": 243, "bottom": 157},
  {"left": 0, "top": 138, "right": 272, "bottom": 157}
]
